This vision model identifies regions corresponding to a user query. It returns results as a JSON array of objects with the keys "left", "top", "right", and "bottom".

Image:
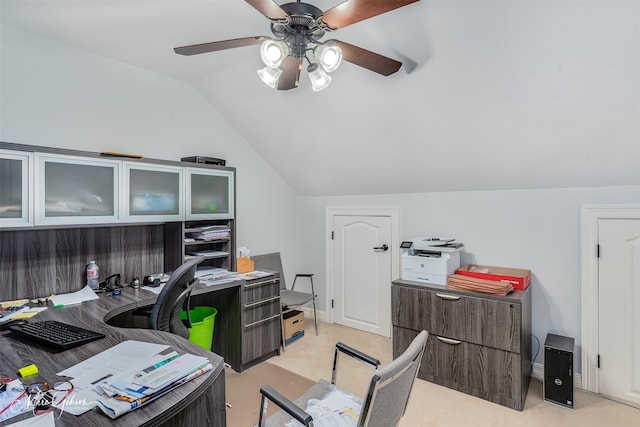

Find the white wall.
[
  {"left": 301, "top": 185, "right": 640, "bottom": 371},
  {"left": 0, "top": 25, "right": 302, "bottom": 277}
]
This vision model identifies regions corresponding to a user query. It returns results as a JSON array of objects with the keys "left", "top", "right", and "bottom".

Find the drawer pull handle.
[
  {"left": 244, "top": 279, "right": 278, "bottom": 288},
  {"left": 243, "top": 295, "right": 280, "bottom": 309},
  {"left": 435, "top": 293, "right": 461, "bottom": 301},
  {"left": 437, "top": 336, "right": 462, "bottom": 345},
  {"left": 244, "top": 314, "right": 281, "bottom": 328}
]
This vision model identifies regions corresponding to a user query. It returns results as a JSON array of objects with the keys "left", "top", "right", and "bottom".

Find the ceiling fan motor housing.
[{"left": 272, "top": 2, "right": 327, "bottom": 58}]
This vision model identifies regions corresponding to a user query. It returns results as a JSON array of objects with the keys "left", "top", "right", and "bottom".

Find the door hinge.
[
  {"left": 331, "top": 231, "right": 334, "bottom": 240},
  {"left": 597, "top": 244, "right": 600, "bottom": 258},
  {"left": 597, "top": 354, "right": 600, "bottom": 368},
  {"left": 331, "top": 299, "right": 334, "bottom": 308}
]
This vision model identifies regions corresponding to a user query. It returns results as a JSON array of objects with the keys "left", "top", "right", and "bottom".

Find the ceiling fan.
[{"left": 174, "top": 0, "right": 420, "bottom": 91}]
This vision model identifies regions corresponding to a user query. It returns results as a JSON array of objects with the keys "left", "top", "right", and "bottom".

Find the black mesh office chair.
[
  {"left": 137, "top": 255, "right": 205, "bottom": 340},
  {"left": 252, "top": 253, "right": 318, "bottom": 348},
  {"left": 257, "top": 330, "right": 428, "bottom": 427}
]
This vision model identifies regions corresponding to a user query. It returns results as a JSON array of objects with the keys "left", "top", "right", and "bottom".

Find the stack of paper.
[
  {"left": 187, "top": 225, "right": 230, "bottom": 241},
  {"left": 196, "top": 268, "right": 238, "bottom": 286},
  {"left": 50, "top": 285, "right": 99, "bottom": 307},
  {"left": 285, "top": 388, "right": 362, "bottom": 427},
  {"left": 187, "top": 250, "right": 230, "bottom": 258},
  {"left": 447, "top": 274, "right": 514, "bottom": 296},
  {"left": 96, "top": 352, "right": 212, "bottom": 419}
]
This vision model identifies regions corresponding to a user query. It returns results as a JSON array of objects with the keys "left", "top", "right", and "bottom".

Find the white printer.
[{"left": 400, "top": 238, "right": 464, "bottom": 286}]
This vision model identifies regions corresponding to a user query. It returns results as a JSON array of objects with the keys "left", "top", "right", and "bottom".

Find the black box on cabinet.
[
  {"left": 181, "top": 156, "right": 226, "bottom": 166},
  {"left": 544, "top": 333, "right": 574, "bottom": 409}
]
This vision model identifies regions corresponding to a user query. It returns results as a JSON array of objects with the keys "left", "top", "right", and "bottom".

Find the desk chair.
[
  {"left": 136, "top": 255, "right": 205, "bottom": 340},
  {"left": 257, "top": 330, "right": 428, "bottom": 427},
  {"left": 252, "top": 253, "right": 318, "bottom": 348}
]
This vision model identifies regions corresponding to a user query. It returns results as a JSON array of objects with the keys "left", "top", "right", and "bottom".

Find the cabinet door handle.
[
  {"left": 244, "top": 279, "right": 278, "bottom": 289},
  {"left": 243, "top": 295, "right": 280, "bottom": 309},
  {"left": 437, "top": 336, "right": 462, "bottom": 345},
  {"left": 435, "top": 293, "right": 461, "bottom": 301},
  {"left": 244, "top": 314, "right": 280, "bottom": 328}
]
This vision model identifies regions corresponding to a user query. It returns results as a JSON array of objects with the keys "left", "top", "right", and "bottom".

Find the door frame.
[
  {"left": 325, "top": 206, "right": 400, "bottom": 324},
  {"left": 581, "top": 204, "right": 640, "bottom": 393}
]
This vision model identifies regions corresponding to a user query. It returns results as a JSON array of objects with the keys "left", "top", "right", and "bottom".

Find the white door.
[
  {"left": 331, "top": 215, "right": 392, "bottom": 337},
  {"left": 598, "top": 218, "right": 640, "bottom": 405}
]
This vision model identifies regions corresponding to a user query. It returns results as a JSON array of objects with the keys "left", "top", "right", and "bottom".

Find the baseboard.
[{"left": 532, "top": 362, "right": 582, "bottom": 388}]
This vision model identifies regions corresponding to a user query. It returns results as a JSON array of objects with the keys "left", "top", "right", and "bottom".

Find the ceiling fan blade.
[
  {"left": 174, "top": 36, "right": 269, "bottom": 56},
  {"left": 245, "top": 0, "right": 289, "bottom": 20},
  {"left": 322, "top": 0, "right": 420, "bottom": 30},
  {"left": 331, "top": 40, "right": 402, "bottom": 76},
  {"left": 277, "top": 56, "right": 303, "bottom": 90}
]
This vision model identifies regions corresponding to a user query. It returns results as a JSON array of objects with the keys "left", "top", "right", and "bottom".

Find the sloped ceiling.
[{"left": 2, "top": 0, "right": 639, "bottom": 196}]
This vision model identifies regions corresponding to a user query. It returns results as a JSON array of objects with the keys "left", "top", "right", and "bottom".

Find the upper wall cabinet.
[
  {"left": 0, "top": 143, "right": 236, "bottom": 229},
  {"left": 122, "top": 162, "right": 184, "bottom": 222},
  {"left": 0, "top": 149, "right": 33, "bottom": 227},
  {"left": 35, "top": 154, "right": 120, "bottom": 225},
  {"left": 186, "top": 168, "right": 234, "bottom": 220}
]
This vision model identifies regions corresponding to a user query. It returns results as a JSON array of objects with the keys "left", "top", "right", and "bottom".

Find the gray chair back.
[
  {"left": 359, "top": 330, "right": 428, "bottom": 427},
  {"left": 252, "top": 252, "right": 287, "bottom": 291},
  {"left": 150, "top": 255, "right": 205, "bottom": 339}
]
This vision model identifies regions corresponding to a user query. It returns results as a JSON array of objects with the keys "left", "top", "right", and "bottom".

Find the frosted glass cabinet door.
[
  {"left": 0, "top": 149, "right": 33, "bottom": 227},
  {"left": 123, "top": 162, "right": 184, "bottom": 222},
  {"left": 35, "top": 154, "right": 120, "bottom": 225},
  {"left": 186, "top": 168, "right": 234, "bottom": 219}
]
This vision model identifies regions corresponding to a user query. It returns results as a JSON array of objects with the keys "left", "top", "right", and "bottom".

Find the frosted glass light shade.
[
  {"left": 259, "top": 40, "right": 289, "bottom": 68},
  {"left": 257, "top": 66, "right": 283, "bottom": 88},
  {"left": 307, "top": 63, "right": 332, "bottom": 91},
  {"left": 314, "top": 44, "right": 342, "bottom": 73}
]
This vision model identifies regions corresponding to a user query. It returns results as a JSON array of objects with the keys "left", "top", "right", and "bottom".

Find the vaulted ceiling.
[{"left": 2, "top": 1, "right": 639, "bottom": 196}]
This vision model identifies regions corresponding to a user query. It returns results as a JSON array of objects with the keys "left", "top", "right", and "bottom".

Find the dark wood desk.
[{"left": 0, "top": 287, "right": 226, "bottom": 426}]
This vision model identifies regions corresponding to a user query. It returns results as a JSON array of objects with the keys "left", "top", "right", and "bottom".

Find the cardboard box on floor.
[
  {"left": 456, "top": 264, "right": 531, "bottom": 290},
  {"left": 283, "top": 310, "right": 304, "bottom": 344}
]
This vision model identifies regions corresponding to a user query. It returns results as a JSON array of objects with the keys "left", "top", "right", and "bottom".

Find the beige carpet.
[{"left": 225, "top": 362, "right": 315, "bottom": 427}]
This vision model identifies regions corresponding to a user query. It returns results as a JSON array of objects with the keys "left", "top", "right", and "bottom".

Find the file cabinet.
[
  {"left": 391, "top": 279, "right": 531, "bottom": 410},
  {"left": 241, "top": 276, "right": 281, "bottom": 367}
]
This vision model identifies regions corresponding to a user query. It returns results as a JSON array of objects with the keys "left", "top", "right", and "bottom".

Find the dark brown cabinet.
[
  {"left": 241, "top": 276, "right": 281, "bottom": 367},
  {"left": 190, "top": 274, "right": 281, "bottom": 373},
  {"left": 392, "top": 279, "right": 531, "bottom": 410}
]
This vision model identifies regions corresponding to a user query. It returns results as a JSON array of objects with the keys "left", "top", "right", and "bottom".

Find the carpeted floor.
[{"left": 225, "top": 362, "right": 315, "bottom": 427}]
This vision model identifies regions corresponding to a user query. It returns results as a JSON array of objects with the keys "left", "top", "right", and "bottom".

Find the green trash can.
[{"left": 180, "top": 306, "right": 217, "bottom": 350}]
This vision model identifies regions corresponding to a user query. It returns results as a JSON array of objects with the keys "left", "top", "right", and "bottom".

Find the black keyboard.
[{"left": 9, "top": 320, "right": 106, "bottom": 350}]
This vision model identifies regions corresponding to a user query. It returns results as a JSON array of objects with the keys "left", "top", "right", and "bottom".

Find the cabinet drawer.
[
  {"left": 393, "top": 326, "right": 524, "bottom": 410},
  {"left": 242, "top": 298, "right": 280, "bottom": 326},
  {"left": 392, "top": 285, "right": 466, "bottom": 340},
  {"left": 392, "top": 285, "right": 521, "bottom": 353},
  {"left": 242, "top": 278, "right": 280, "bottom": 304},
  {"left": 242, "top": 313, "right": 280, "bottom": 364}
]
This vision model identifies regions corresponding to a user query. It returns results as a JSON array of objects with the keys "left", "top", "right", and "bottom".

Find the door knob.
[{"left": 373, "top": 244, "right": 389, "bottom": 251}]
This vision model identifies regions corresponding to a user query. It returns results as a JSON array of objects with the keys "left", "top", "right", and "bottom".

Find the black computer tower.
[{"left": 544, "top": 333, "right": 575, "bottom": 409}]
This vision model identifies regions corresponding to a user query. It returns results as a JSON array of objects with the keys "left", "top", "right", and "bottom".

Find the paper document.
[
  {"left": 0, "top": 379, "right": 28, "bottom": 423},
  {"left": 96, "top": 360, "right": 212, "bottom": 419},
  {"left": 285, "top": 388, "right": 362, "bottom": 427},
  {"left": 188, "top": 250, "right": 229, "bottom": 258},
  {"left": 49, "top": 285, "right": 98, "bottom": 307},
  {"left": 237, "top": 271, "right": 273, "bottom": 280},
  {"left": 55, "top": 340, "right": 170, "bottom": 415}
]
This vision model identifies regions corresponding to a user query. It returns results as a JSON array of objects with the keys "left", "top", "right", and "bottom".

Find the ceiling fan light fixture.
[
  {"left": 259, "top": 39, "right": 289, "bottom": 68},
  {"left": 314, "top": 44, "right": 343, "bottom": 73},
  {"left": 307, "top": 63, "right": 332, "bottom": 91},
  {"left": 257, "top": 66, "right": 283, "bottom": 88}
]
